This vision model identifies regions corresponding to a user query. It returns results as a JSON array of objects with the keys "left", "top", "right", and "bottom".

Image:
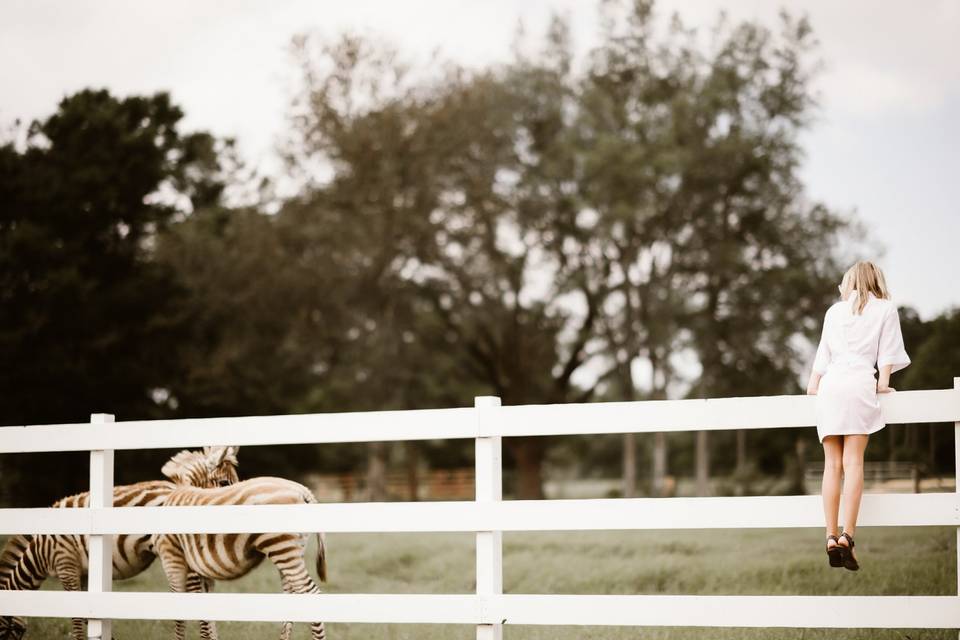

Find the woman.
[{"left": 806, "top": 261, "right": 911, "bottom": 571}]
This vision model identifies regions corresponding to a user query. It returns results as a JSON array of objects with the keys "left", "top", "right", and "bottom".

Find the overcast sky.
[{"left": 2, "top": 0, "right": 958, "bottom": 319}]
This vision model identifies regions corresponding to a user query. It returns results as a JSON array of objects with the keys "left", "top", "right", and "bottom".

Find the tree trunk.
[
  {"left": 794, "top": 436, "right": 808, "bottom": 494},
  {"left": 735, "top": 429, "right": 746, "bottom": 472},
  {"left": 366, "top": 441, "right": 388, "bottom": 501},
  {"left": 623, "top": 433, "right": 637, "bottom": 498},
  {"left": 907, "top": 423, "right": 918, "bottom": 457},
  {"left": 405, "top": 441, "right": 420, "bottom": 501},
  {"left": 888, "top": 425, "right": 897, "bottom": 474},
  {"left": 648, "top": 356, "right": 669, "bottom": 498},
  {"left": 652, "top": 432, "right": 668, "bottom": 497},
  {"left": 618, "top": 360, "right": 639, "bottom": 499},
  {"left": 695, "top": 431, "right": 710, "bottom": 496},
  {"left": 735, "top": 429, "right": 747, "bottom": 496},
  {"left": 509, "top": 437, "right": 545, "bottom": 499}
]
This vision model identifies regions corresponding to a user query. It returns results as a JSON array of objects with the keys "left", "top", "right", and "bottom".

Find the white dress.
[{"left": 812, "top": 290, "right": 911, "bottom": 443}]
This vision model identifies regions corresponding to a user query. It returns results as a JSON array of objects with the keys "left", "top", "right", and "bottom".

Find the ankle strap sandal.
[
  {"left": 825, "top": 534, "right": 843, "bottom": 568},
  {"left": 839, "top": 531, "right": 859, "bottom": 571}
]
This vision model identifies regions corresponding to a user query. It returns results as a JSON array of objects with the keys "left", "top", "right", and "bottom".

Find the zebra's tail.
[
  {"left": 302, "top": 487, "right": 327, "bottom": 583},
  {"left": 315, "top": 531, "right": 327, "bottom": 583}
]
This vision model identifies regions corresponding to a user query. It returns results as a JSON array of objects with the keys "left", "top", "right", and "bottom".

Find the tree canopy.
[
  {"left": 4, "top": 2, "right": 953, "bottom": 506},
  {"left": 0, "top": 89, "right": 229, "bottom": 503}
]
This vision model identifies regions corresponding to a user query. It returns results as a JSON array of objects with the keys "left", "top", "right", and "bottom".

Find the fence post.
[
  {"left": 87, "top": 413, "right": 114, "bottom": 640},
  {"left": 953, "top": 379, "right": 960, "bottom": 640},
  {"left": 475, "top": 396, "right": 502, "bottom": 640}
]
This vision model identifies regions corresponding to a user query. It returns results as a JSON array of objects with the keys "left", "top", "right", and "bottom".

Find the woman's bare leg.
[
  {"left": 821, "top": 436, "right": 843, "bottom": 548},
  {"left": 840, "top": 434, "right": 869, "bottom": 558}
]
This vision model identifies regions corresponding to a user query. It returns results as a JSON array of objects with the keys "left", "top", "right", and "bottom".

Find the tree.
[
  {"left": 898, "top": 307, "right": 960, "bottom": 474},
  {"left": 665, "top": 9, "right": 850, "bottom": 494},
  {"left": 0, "top": 89, "right": 227, "bottom": 505},
  {"left": 566, "top": 1, "right": 853, "bottom": 496},
  {"left": 154, "top": 206, "right": 325, "bottom": 418},
  {"left": 282, "top": 28, "right": 615, "bottom": 499},
  {"left": 277, "top": 34, "right": 495, "bottom": 497},
  {"left": 279, "top": 3, "right": 855, "bottom": 498}
]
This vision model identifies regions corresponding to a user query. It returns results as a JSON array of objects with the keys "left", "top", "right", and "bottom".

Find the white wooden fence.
[{"left": 1, "top": 380, "right": 959, "bottom": 638}]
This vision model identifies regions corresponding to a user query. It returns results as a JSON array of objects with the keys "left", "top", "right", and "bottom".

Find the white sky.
[{"left": 2, "top": 0, "right": 958, "bottom": 320}]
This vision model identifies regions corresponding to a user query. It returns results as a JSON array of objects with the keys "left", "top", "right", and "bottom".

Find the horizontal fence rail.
[
  {"left": 2, "top": 592, "right": 960, "bottom": 629},
  {"left": 1, "top": 388, "right": 958, "bottom": 453},
  {"left": 2, "top": 493, "right": 959, "bottom": 535},
  {"left": 1, "top": 382, "right": 959, "bottom": 638}
]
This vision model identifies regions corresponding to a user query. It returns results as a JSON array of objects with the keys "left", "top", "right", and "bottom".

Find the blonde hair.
[{"left": 839, "top": 260, "right": 890, "bottom": 314}]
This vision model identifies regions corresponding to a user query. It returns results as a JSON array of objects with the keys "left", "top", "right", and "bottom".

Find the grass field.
[{"left": 8, "top": 526, "right": 958, "bottom": 639}]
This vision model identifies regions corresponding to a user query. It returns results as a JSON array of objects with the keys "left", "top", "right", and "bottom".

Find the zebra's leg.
[
  {"left": 154, "top": 535, "right": 190, "bottom": 640},
  {"left": 202, "top": 576, "right": 221, "bottom": 640},
  {"left": 281, "top": 570, "right": 326, "bottom": 640},
  {"left": 186, "top": 572, "right": 219, "bottom": 640},
  {"left": 52, "top": 543, "right": 87, "bottom": 640},
  {"left": 256, "top": 533, "right": 326, "bottom": 640},
  {"left": 1, "top": 615, "right": 28, "bottom": 639}
]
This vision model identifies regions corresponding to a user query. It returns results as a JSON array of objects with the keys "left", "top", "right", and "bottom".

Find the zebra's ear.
[
  {"left": 161, "top": 451, "right": 192, "bottom": 484},
  {"left": 209, "top": 445, "right": 239, "bottom": 465},
  {"left": 209, "top": 446, "right": 229, "bottom": 466}
]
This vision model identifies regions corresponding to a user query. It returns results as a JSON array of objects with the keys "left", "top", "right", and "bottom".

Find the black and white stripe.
[
  {"left": 0, "top": 447, "right": 239, "bottom": 640},
  {"left": 155, "top": 449, "right": 328, "bottom": 640}
]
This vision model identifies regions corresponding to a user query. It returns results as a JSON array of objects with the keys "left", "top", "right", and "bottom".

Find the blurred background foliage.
[{"left": 1, "top": 0, "right": 956, "bottom": 506}]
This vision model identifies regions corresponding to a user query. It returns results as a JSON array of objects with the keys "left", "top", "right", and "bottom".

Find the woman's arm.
[
  {"left": 877, "top": 364, "right": 894, "bottom": 393},
  {"left": 806, "top": 371, "right": 822, "bottom": 395},
  {"left": 808, "top": 310, "right": 831, "bottom": 395},
  {"left": 878, "top": 305, "right": 911, "bottom": 375}
]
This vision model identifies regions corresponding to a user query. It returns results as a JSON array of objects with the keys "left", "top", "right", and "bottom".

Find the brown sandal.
[
  {"left": 838, "top": 531, "right": 859, "bottom": 571},
  {"left": 826, "top": 534, "right": 843, "bottom": 567}
]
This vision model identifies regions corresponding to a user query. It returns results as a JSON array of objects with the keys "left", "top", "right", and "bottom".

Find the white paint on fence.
[
  {"left": 1, "top": 591, "right": 959, "bottom": 629},
  {"left": 955, "top": 377, "right": 960, "bottom": 598},
  {"left": 1, "top": 385, "right": 959, "bottom": 638},
  {"left": 2, "top": 493, "right": 958, "bottom": 535},
  {"left": 1, "top": 388, "right": 957, "bottom": 453},
  {"left": 475, "top": 396, "right": 502, "bottom": 640},
  {"left": 86, "top": 413, "right": 113, "bottom": 640}
]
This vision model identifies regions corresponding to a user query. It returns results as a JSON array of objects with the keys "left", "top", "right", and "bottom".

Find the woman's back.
[{"left": 815, "top": 290, "right": 910, "bottom": 376}]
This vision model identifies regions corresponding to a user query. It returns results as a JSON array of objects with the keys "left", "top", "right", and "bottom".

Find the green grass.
[{"left": 9, "top": 527, "right": 958, "bottom": 639}]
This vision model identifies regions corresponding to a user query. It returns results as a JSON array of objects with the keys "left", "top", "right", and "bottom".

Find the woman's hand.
[
  {"left": 806, "top": 384, "right": 818, "bottom": 396},
  {"left": 877, "top": 364, "right": 894, "bottom": 393}
]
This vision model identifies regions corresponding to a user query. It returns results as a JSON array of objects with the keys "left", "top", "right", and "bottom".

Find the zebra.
[
  {"left": 153, "top": 448, "right": 328, "bottom": 640},
  {"left": 0, "top": 446, "right": 239, "bottom": 640}
]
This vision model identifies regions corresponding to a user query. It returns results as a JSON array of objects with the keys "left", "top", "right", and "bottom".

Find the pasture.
[{"left": 13, "top": 525, "right": 957, "bottom": 639}]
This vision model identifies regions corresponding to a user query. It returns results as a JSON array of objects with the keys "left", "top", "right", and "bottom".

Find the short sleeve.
[
  {"left": 812, "top": 312, "right": 831, "bottom": 375},
  {"left": 877, "top": 305, "right": 910, "bottom": 374}
]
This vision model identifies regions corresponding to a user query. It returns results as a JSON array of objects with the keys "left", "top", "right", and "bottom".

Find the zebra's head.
[
  {"left": 161, "top": 446, "right": 240, "bottom": 488},
  {"left": 0, "top": 615, "right": 26, "bottom": 640}
]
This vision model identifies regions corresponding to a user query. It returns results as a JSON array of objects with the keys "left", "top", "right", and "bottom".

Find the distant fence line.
[
  {"left": 305, "top": 468, "right": 476, "bottom": 501},
  {"left": 1, "top": 381, "right": 959, "bottom": 639},
  {"left": 307, "top": 461, "right": 952, "bottom": 503}
]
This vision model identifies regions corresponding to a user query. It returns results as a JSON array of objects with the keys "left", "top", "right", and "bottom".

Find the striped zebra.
[
  {"left": 0, "top": 446, "right": 239, "bottom": 640},
  {"left": 154, "top": 449, "right": 328, "bottom": 640}
]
